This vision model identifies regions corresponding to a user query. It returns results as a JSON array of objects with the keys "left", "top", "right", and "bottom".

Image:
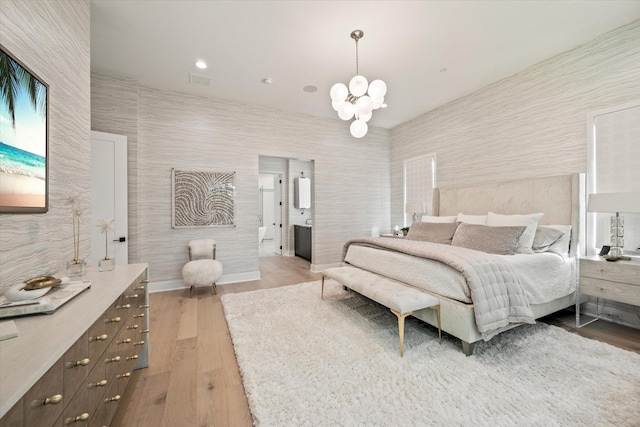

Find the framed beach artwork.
[
  {"left": 171, "top": 169, "right": 236, "bottom": 228},
  {"left": 0, "top": 44, "right": 49, "bottom": 214}
]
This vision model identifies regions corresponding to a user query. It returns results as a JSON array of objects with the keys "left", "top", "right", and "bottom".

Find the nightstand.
[{"left": 576, "top": 256, "right": 640, "bottom": 327}]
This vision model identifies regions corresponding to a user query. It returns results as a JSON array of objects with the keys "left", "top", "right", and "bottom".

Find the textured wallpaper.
[
  {"left": 91, "top": 79, "right": 391, "bottom": 283},
  {"left": 0, "top": 0, "right": 91, "bottom": 292},
  {"left": 390, "top": 20, "right": 640, "bottom": 228}
]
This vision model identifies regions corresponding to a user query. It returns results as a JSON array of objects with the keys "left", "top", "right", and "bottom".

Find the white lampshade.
[
  {"left": 331, "top": 101, "right": 344, "bottom": 112},
  {"left": 350, "top": 119, "right": 368, "bottom": 138},
  {"left": 359, "top": 111, "right": 372, "bottom": 122},
  {"left": 587, "top": 192, "right": 640, "bottom": 213},
  {"left": 330, "top": 83, "right": 348, "bottom": 102},
  {"left": 337, "top": 102, "right": 355, "bottom": 120},
  {"left": 368, "top": 79, "right": 387, "bottom": 99},
  {"left": 349, "top": 75, "right": 368, "bottom": 97}
]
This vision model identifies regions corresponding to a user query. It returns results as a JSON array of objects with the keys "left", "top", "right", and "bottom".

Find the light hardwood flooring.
[{"left": 112, "top": 255, "right": 640, "bottom": 426}]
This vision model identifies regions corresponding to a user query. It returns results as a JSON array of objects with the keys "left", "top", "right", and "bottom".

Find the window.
[
  {"left": 403, "top": 153, "right": 436, "bottom": 226},
  {"left": 587, "top": 100, "right": 640, "bottom": 256}
]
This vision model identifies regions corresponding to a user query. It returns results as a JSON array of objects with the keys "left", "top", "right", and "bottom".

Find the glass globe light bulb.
[
  {"left": 350, "top": 119, "right": 368, "bottom": 138},
  {"left": 359, "top": 111, "right": 373, "bottom": 122},
  {"left": 349, "top": 75, "right": 368, "bottom": 97},
  {"left": 372, "top": 96, "right": 384, "bottom": 110},
  {"left": 332, "top": 101, "right": 344, "bottom": 112},
  {"left": 338, "top": 102, "right": 355, "bottom": 120},
  {"left": 330, "top": 83, "right": 348, "bottom": 102},
  {"left": 356, "top": 96, "right": 374, "bottom": 116},
  {"left": 368, "top": 80, "right": 387, "bottom": 99}
]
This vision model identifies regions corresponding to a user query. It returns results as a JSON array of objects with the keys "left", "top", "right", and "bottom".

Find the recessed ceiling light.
[
  {"left": 303, "top": 85, "right": 317, "bottom": 93},
  {"left": 195, "top": 60, "right": 207, "bottom": 69},
  {"left": 440, "top": 68, "right": 448, "bottom": 73},
  {"left": 262, "top": 77, "right": 273, "bottom": 85}
]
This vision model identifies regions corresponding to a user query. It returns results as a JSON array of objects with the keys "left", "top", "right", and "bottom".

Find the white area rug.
[{"left": 221, "top": 280, "right": 640, "bottom": 426}]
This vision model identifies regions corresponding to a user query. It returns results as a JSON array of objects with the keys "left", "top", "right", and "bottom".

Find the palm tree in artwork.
[{"left": 0, "top": 48, "right": 46, "bottom": 129}]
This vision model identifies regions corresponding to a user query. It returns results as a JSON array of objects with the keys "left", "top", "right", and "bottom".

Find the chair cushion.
[
  {"left": 188, "top": 239, "right": 216, "bottom": 260},
  {"left": 182, "top": 259, "right": 223, "bottom": 286}
]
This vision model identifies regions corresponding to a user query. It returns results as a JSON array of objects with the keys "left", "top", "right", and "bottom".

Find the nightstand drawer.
[
  {"left": 580, "top": 259, "right": 640, "bottom": 285},
  {"left": 580, "top": 276, "right": 640, "bottom": 306}
]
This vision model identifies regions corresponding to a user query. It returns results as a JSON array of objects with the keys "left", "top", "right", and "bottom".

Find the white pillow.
[
  {"left": 486, "top": 211, "right": 543, "bottom": 254},
  {"left": 421, "top": 215, "right": 457, "bottom": 223},
  {"left": 545, "top": 224, "right": 572, "bottom": 255},
  {"left": 456, "top": 213, "right": 487, "bottom": 225}
]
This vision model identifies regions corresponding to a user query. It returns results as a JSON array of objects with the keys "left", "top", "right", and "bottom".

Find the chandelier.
[{"left": 330, "top": 30, "right": 387, "bottom": 138}]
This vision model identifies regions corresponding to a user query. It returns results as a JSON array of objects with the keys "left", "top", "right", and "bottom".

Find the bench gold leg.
[
  {"left": 434, "top": 305, "right": 442, "bottom": 344},
  {"left": 390, "top": 309, "right": 412, "bottom": 357}
]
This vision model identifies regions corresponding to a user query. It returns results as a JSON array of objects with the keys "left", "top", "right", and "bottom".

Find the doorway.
[{"left": 258, "top": 172, "right": 282, "bottom": 257}]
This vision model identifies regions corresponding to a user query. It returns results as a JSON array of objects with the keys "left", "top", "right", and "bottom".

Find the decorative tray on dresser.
[
  {"left": 0, "top": 263, "right": 150, "bottom": 427},
  {"left": 576, "top": 256, "right": 640, "bottom": 327}
]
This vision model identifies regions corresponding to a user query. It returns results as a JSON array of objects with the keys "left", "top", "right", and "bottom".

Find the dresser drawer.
[
  {"left": 24, "top": 360, "right": 64, "bottom": 427},
  {"left": 580, "top": 276, "right": 640, "bottom": 306},
  {"left": 580, "top": 259, "right": 640, "bottom": 285}
]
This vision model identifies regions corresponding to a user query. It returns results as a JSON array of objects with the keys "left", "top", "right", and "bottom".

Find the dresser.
[
  {"left": 577, "top": 256, "right": 640, "bottom": 327},
  {"left": 0, "top": 264, "right": 149, "bottom": 426}
]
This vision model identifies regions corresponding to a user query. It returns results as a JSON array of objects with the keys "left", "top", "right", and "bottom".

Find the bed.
[{"left": 341, "top": 173, "right": 585, "bottom": 356}]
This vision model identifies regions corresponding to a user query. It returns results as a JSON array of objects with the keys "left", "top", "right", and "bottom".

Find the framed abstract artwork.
[
  {"left": 0, "top": 44, "right": 49, "bottom": 213},
  {"left": 171, "top": 169, "right": 236, "bottom": 228}
]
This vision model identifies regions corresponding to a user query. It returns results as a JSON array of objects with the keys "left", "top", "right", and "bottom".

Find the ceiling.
[{"left": 90, "top": 1, "right": 640, "bottom": 130}]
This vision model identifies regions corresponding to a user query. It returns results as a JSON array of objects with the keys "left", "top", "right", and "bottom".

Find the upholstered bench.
[{"left": 321, "top": 266, "right": 441, "bottom": 356}]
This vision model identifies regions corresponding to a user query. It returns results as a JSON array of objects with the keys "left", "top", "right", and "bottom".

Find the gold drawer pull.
[
  {"left": 105, "top": 316, "right": 121, "bottom": 323},
  {"left": 105, "top": 356, "right": 121, "bottom": 363},
  {"left": 141, "top": 329, "right": 150, "bottom": 334},
  {"left": 89, "top": 379, "right": 108, "bottom": 388},
  {"left": 66, "top": 358, "right": 90, "bottom": 368},
  {"left": 600, "top": 288, "right": 606, "bottom": 293},
  {"left": 133, "top": 313, "right": 145, "bottom": 318},
  {"left": 33, "top": 394, "right": 62, "bottom": 406},
  {"left": 90, "top": 334, "right": 108, "bottom": 342},
  {"left": 105, "top": 395, "right": 121, "bottom": 403},
  {"left": 133, "top": 340, "right": 145, "bottom": 346},
  {"left": 116, "top": 304, "right": 131, "bottom": 309},
  {"left": 117, "top": 338, "right": 132, "bottom": 345},
  {"left": 125, "top": 294, "right": 139, "bottom": 299},
  {"left": 65, "top": 413, "right": 89, "bottom": 424},
  {"left": 138, "top": 304, "right": 150, "bottom": 309},
  {"left": 134, "top": 285, "right": 145, "bottom": 290},
  {"left": 127, "top": 324, "right": 139, "bottom": 330},
  {"left": 116, "top": 372, "right": 131, "bottom": 379},
  {"left": 126, "top": 355, "right": 138, "bottom": 361},
  {"left": 141, "top": 279, "right": 149, "bottom": 284}
]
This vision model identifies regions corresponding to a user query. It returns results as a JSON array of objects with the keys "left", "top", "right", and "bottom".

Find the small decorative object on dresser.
[
  {"left": 97, "top": 218, "right": 115, "bottom": 271},
  {"left": 576, "top": 256, "right": 640, "bottom": 327},
  {"left": 65, "top": 195, "right": 86, "bottom": 276}
]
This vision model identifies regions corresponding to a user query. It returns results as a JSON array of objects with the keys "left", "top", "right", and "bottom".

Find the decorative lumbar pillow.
[
  {"left": 486, "top": 212, "right": 544, "bottom": 254},
  {"left": 420, "top": 215, "right": 457, "bottom": 223},
  {"left": 451, "top": 223, "right": 527, "bottom": 255},
  {"left": 456, "top": 213, "right": 487, "bottom": 225},
  {"left": 532, "top": 226, "right": 566, "bottom": 253},
  {"left": 406, "top": 222, "right": 459, "bottom": 244}
]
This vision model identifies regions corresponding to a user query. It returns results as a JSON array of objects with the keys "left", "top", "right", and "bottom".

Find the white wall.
[
  {"left": 91, "top": 79, "right": 391, "bottom": 284},
  {"left": 0, "top": 0, "right": 91, "bottom": 292},
  {"left": 390, "top": 20, "right": 640, "bottom": 227}
]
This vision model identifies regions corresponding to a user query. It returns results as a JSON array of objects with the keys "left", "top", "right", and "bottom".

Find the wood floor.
[{"left": 112, "top": 255, "right": 640, "bottom": 426}]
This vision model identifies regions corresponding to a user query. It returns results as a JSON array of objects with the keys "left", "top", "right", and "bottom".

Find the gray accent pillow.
[
  {"left": 406, "top": 222, "right": 459, "bottom": 244},
  {"left": 532, "top": 226, "right": 566, "bottom": 253},
  {"left": 451, "top": 223, "right": 527, "bottom": 255}
]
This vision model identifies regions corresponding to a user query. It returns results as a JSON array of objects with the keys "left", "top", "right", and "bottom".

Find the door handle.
[{"left": 113, "top": 237, "right": 126, "bottom": 242}]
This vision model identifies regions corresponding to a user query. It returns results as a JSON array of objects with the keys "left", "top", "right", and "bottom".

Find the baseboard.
[{"left": 149, "top": 270, "right": 261, "bottom": 293}]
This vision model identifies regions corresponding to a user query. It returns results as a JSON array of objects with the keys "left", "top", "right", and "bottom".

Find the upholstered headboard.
[{"left": 433, "top": 173, "right": 585, "bottom": 256}]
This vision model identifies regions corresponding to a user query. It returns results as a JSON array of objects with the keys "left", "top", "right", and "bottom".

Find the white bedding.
[{"left": 344, "top": 243, "right": 575, "bottom": 305}]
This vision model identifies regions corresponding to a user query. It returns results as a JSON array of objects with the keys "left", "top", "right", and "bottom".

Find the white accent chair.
[{"left": 181, "top": 239, "right": 223, "bottom": 296}]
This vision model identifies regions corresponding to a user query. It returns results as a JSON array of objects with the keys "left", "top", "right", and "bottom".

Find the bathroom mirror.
[{"left": 294, "top": 177, "right": 311, "bottom": 209}]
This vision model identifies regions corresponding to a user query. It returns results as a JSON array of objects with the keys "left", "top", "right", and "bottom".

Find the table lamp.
[
  {"left": 587, "top": 192, "right": 640, "bottom": 258},
  {"left": 405, "top": 202, "right": 424, "bottom": 223}
]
